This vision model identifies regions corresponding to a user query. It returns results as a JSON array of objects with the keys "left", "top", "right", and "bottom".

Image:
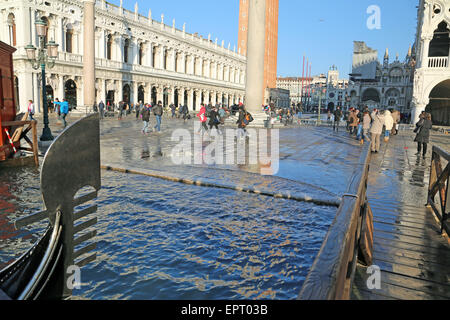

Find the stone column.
[
  {"left": 245, "top": 0, "right": 266, "bottom": 113},
  {"left": 100, "top": 78, "right": 106, "bottom": 102},
  {"left": 117, "top": 80, "right": 123, "bottom": 102},
  {"left": 412, "top": 101, "right": 427, "bottom": 125},
  {"left": 159, "top": 46, "right": 167, "bottom": 69},
  {"left": 181, "top": 53, "right": 187, "bottom": 73},
  {"left": 188, "top": 89, "right": 194, "bottom": 111},
  {"left": 58, "top": 75, "right": 65, "bottom": 101},
  {"left": 83, "top": 0, "right": 96, "bottom": 111},
  {"left": 157, "top": 86, "right": 163, "bottom": 104},
  {"left": 133, "top": 81, "right": 138, "bottom": 104},
  {"left": 169, "top": 86, "right": 175, "bottom": 105}
]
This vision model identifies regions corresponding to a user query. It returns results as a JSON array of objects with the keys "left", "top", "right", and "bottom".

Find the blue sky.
[{"left": 110, "top": 0, "right": 419, "bottom": 79}]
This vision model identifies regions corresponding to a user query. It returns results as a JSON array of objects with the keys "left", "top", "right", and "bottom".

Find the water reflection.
[{"left": 410, "top": 155, "right": 427, "bottom": 187}]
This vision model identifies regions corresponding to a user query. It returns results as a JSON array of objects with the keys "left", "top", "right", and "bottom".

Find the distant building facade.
[
  {"left": 265, "top": 88, "right": 289, "bottom": 108},
  {"left": 348, "top": 41, "right": 414, "bottom": 115},
  {"left": 412, "top": 0, "right": 450, "bottom": 126},
  {"left": 325, "top": 66, "right": 349, "bottom": 111}
]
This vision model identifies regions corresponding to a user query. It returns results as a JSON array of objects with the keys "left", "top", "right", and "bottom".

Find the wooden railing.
[
  {"left": 427, "top": 146, "right": 449, "bottom": 235},
  {"left": 1, "top": 120, "right": 39, "bottom": 167},
  {"left": 298, "top": 144, "right": 374, "bottom": 300}
]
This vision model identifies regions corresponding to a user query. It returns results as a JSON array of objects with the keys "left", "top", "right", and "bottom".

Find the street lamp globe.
[
  {"left": 25, "top": 44, "right": 37, "bottom": 60},
  {"left": 35, "top": 18, "right": 48, "bottom": 37},
  {"left": 47, "top": 41, "right": 59, "bottom": 59}
]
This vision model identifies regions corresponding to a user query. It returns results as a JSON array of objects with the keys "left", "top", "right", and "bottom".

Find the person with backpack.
[
  {"left": 208, "top": 106, "right": 222, "bottom": 134},
  {"left": 153, "top": 101, "right": 163, "bottom": 132},
  {"left": 60, "top": 99, "right": 69, "bottom": 128},
  {"left": 236, "top": 104, "right": 253, "bottom": 139}
]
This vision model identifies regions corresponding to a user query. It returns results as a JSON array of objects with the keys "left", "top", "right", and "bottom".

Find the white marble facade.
[
  {"left": 1, "top": 0, "right": 246, "bottom": 113},
  {"left": 411, "top": 0, "right": 450, "bottom": 125}
]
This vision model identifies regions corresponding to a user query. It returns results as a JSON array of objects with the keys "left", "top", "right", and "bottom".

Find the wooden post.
[{"left": 32, "top": 120, "right": 39, "bottom": 167}]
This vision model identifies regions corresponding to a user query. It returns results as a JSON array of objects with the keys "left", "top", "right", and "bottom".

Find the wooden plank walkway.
[{"left": 351, "top": 130, "right": 450, "bottom": 300}]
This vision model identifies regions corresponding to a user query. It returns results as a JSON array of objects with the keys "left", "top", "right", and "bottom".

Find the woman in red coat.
[{"left": 196, "top": 104, "right": 209, "bottom": 133}]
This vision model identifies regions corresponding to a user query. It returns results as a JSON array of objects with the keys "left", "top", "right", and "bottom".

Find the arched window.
[
  {"left": 7, "top": 13, "right": 16, "bottom": 46},
  {"left": 106, "top": 34, "right": 112, "bottom": 60},
  {"left": 123, "top": 38, "right": 130, "bottom": 63},
  {"left": 66, "top": 25, "right": 73, "bottom": 53},
  {"left": 429, "top": 21, "right": 450, "bottom": 57}
]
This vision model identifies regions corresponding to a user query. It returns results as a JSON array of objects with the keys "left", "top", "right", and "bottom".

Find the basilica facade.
[
  {"left": 347, "top": 42, "right": 415, "bottom": 116},
  {"left": 1, "top": 0, "right": 246, "bottom": 114}
]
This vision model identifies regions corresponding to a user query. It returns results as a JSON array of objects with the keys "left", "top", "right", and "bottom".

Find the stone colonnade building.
[
  {"left": 1, "top": 0, "right": 246, "bottom": 114},
  {"left": 412, "top": 0, "right": 450, "bottom": 126}
]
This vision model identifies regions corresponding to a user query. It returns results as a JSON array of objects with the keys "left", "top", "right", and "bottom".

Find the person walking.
[
  {"left": 141, "top": 104, "right": 151, "bottom": 135},
  {"left": 53, "top": 98, "right": 61, "bottom": 119},
  {"left": 356, "top": 110, "right": 364, "bottom": 142},
  {"left": 362, "top": 111, "right": 372, "bottom": 143},
  {"left": 153, "top": 101, "right": 163, "bottom": 132},
  {"left": 391, "top": 109, "right": 400, "bottom": 135},
  {"left": 370, "top": 109, "right": 385, "bottom": 153},
  {"left": 237, "top": 103, "right": 252, "bottom": 139},
  {"left": 384, "top": 109, "right": 394, "bottom": 142},
  {"left": 27, "top": 100, "right": 35, "bottom": 121},
  {"left": 349, "top": 108, "right": 358, "bottom": 135},
  {"left": 170, "top": 103, "right": 176, "bottom": 118},
  {"left": 118, "top": 101, "right": 124, "bottom": 120},
  {"left": 60, "top": 99, "right": 69, "bottom": 128},
  {"left": 333, "top": 106, "right": 342, "bottom": 132},
  {"left": 196, "top": 104, "right": 209, "bottom": 134},
  {"left": 218, "top": 105, "right": 227, "bottom": 124},
  {"left": 208, "top": 106, "right": 222, "bottom": 134},
  {"left": 99, "top": 100, "right": 105, "bottom": 119},
  {"left": 179, "top": 104, "right": 189, "bottom": 123},
  {"left": 414, "top": 113, "right": 433, "bottom": 159},
  {"left": 135, "top": 101, "right": 142, "bottom": 119}
]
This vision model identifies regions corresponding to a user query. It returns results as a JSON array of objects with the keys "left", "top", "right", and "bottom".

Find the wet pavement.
[
  {"left": 351, "top": 129, "right": 450, "bottom": 300},
  {"left": 1, "top": 112, "right": 449, "bottom": 300}
]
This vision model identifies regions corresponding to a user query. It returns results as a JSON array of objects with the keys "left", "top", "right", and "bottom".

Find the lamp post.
[
  {"left": 25, "top": 18, "right": 59, "bottom": 142},
  {"left": 314, "top": 85, "right": 326, "bottom": 126}
]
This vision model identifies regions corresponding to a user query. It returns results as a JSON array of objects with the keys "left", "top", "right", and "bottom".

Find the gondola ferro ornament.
[{"left": 0, "top": 113, "right": 101, "bottom": 300}]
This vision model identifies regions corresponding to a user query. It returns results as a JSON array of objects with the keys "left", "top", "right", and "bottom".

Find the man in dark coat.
[
  {"left": 141, "top": 104, "right": 151, "bottom": 134},
  {"left": 414, "top": 113, "right": 433, "bottom": 158},
  {"left": 153, "top": 101, "right": 163, "bottom": 132},
  {"left": 333, "top": 107, "right": 343, "bottom": 132}
]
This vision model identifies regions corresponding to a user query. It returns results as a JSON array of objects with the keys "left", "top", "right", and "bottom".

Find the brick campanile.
[{"left": 238, "top": 0, "right": 279, "bottom": 91}]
